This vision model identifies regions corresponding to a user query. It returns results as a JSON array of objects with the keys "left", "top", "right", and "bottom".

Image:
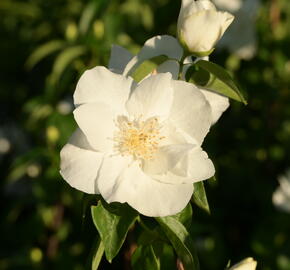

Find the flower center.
[{"left": 114, "top": 116, "right": 165, "bottom": 160}]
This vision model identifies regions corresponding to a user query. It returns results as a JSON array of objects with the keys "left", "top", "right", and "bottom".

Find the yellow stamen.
[{"left": 113, "top": 116, "right": 165, "bottom": 160}]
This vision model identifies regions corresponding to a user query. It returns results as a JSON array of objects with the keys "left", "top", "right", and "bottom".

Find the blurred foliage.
[{"left": 0, "top": 0, "right": 290, "bottom": 269}]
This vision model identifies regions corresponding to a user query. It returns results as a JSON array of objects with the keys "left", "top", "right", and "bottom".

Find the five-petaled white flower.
[
  {"left": 228, "top": 258, "right": 257, "bottom": 270},
  {"left": 177, "top": 0, "right": 234, "bottom": 55},
  {"left": 60, "top": 45, "right": 220, "bottom": 217},
  {"left": 60, "top": 35, "right": 231, "bottom": 217}
]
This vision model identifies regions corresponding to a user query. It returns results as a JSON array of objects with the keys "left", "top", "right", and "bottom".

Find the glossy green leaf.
[
  {"left": 91, "top": 200, "right": 138, "bottom": 262},
  {"left": 192, "top": 60, "right": 247, "bottom": 104},
  {"left": 131, "top": 55, "right": 168, "bottom": 82},
  {"left": 25, "top": 40, "right": 66, "bottom": 69},
  {"left": 192, "top": 182, "right": 210, "bottom": 214},
  {"left": 156, "top": 216, "right": 200, "bottom": 270},
  {"left": 131, "top": 245, "right": 160, "bottom": 270}
]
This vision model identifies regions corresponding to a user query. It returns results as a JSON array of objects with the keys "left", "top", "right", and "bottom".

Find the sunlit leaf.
[
  {"left": 192, "top": 182, "right": 210, "bottom": 214},
  {"left": 131, "top": 55, "right": 168, "bottom": 82},
  {"left": 91, "top": 200, "right": 138, "bottom": 262},
  {"left": 91, "top": 239, "right": 104, "bottom": 270},
  {"left": 188, "top": 60, "right": 247, "bottom": 104},
  {"left": 156, "top": 216, "right": 200, "bottom": 270}
]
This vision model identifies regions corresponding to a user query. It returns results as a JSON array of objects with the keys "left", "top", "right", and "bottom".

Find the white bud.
[
  {"left": 229, "top": 257, "right": 257, "bottom": 270},
  {"left": 177, "top": 0, "right": 234, "bottom": 56}
]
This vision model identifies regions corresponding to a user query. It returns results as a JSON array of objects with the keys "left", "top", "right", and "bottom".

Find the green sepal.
[
  {"left": 187, "top": 60, "right": 247, "bottom": 104},
  {"left": 131, "top": 55, "right": 168, "bottom": 82},
  {"left": 191, "top": 48, "right": 215, "bottom": 58},
  {"left": 91, "top": 199, "right": 138, "bottom": 262},
  {"left": 192, "top": 182, "right": 210, "bottom": 214}
]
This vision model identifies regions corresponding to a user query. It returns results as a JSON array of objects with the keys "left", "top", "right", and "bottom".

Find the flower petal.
[
  {"left": 169, "top": 80, "right": 212, "bottom": 145},
  {"left": 95, "top": 155, "right": 132, "bottom": 199},
  {"left": 98, "top": 160, "right": 193, "bottom": 217},
  {"left": 156, "top": 60, "right": 180, "bottom": 79},
  {"left": 74, "top": 66, "right": 133, "bottom": 114},
  {"left": 126, "top": 73, "right": 173, "bottom": 120},
  {"left": 200, "top": 89, "right": 229, "bottom": 124},
  {"left": 154, "top": 146, "right": 215, "bottom": 184},
  {"left": 142, "top": 144, "right": 194, "bottom": 175},
  {"left": 123, "top": 35, "right": 183, "bottom": 76},
  {"left": 73, "top": 102, "right": 116, "bottom": 152},
  {"left": 185, "top": 146, "right": 215, "bottom": 182},
  {"left": 60, "top": 130, "right": 103, "bottom": 194},
  {"left": 109, "top": 45, "right": 133, "bottom": 74}
]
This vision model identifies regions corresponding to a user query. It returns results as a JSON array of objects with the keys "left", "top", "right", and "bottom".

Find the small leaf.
[
  {"left": 171, "top": 203, "right": 193, "bottom": 230},
  {"left": 131, "top": 55, "right": 168, "bottom": 82},
  {"left": 91, "top": 200, "right": 138, "bottom": 262},
  {"left": 131, "top": 245, "right": 160, "bottom": 270},
  {"left": 156, "top": 217, "right": 200, "bottom": 270},
  {"left": 192, "top": 182, "right": 210, "bottom": 214},
  {"left": 25, "top": 40, "right": 66, "bottom": 69},
  {"left": 88, "top": 239, "right": 104, "bottom": 270},
  {"left": 193, "top": 60, "right": 247, "bottom": 104}
]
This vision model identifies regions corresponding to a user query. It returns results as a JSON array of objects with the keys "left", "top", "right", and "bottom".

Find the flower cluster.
[{"left": 60, "top": 0, "right": 235, "bottom": 217}]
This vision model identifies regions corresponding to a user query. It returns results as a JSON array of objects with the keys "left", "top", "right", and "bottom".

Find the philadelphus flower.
[
  {"left": 60, "top": 39, "right": 218, "bottom": 217},
  {"left": 273, "top": 169, "right": 290, "bottom": 213},
  {"left": 228, "top": 258, "right": 257, "bottom": 270},
  {"left": 177, "top": 0, "right": 234, "bottom": 56}
]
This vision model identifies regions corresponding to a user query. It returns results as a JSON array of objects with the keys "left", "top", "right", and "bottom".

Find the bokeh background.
[{"left": 1, "top": 0, "right": 290, "bottom": 269}]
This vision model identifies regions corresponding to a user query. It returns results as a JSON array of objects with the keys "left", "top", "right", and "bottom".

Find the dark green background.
[{"left": 0, "top": 0, "right": 290, "bottom": 269}]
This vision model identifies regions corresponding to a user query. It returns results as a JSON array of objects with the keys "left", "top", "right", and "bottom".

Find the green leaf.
[
  {"left": 131, "top": 55, "right": 168, "bottom": 82},
  {"left": 25, "top": 40, "right": 66, "bottom": 69},
  {"left": 156, "top": 217, "right": 200, "bottom": 270},
  {"left": 192, "top": 182, "right": 210, "bottom": 214},
  {"left": 152, "top": 242, "right": 176, "bottom": 270},
  {"left": 171, "top": 203, "right": 193, "bottom": 230},
  {"left": 131, "top": 245, "right": 160, "bottom": 270},
  {"left": 88, "top": 239, "right": 104, "bottom": 270},
  {"left": 91, "top": 200, "right": 138, "bottom": 262},
  {"left": 192, "top": 60, "right": 247, "bottom": 104}
]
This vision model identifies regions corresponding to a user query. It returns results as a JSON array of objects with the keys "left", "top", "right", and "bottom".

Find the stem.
[{"left": 178, "top": 54, "right": 187, "bottom": 80}]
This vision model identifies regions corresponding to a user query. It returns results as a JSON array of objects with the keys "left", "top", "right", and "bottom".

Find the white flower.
[
  {"left": 228, "top": 258, "right": 257, "bottom": 270},
  {"left": 123, "top": 36, "right": 230, "bottom": 125},
  {"left": 273, "top": 169, "right": 290, "bottom": 213},
  {"left": 60, "top": 45, "right": 218, "bottom": 217},
  {"left": 213, "top": 0, "right": 260, "bottom": 60},
  {"left": 177, "top": 0, "right": 234, "bottom": 55}
]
